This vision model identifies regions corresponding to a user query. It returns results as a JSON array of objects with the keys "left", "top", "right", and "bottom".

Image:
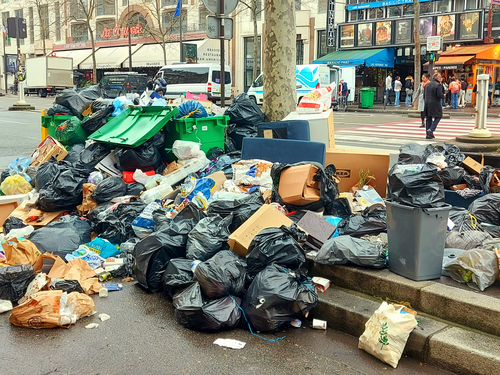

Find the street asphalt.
[{"left": 0, "top": 281, "right": 454, "bottom": 375}]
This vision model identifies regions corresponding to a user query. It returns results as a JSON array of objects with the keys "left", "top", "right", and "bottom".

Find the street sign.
[
  {"left": 206, "top": 16, "right": 233, "bottom": 40},
  {"left": 202, "top": 0, "right": 239, "bottom": 15},
  {"left": 427, "top": 36, "right": 442, "bottom": 52}
]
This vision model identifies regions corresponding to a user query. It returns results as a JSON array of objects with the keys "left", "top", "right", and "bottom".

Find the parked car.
[{"left": 99, "top": 72, "right": 148, "bottom": 98}]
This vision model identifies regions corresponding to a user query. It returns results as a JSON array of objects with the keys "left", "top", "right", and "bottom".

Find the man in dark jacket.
[{"left": 424, "top": 73, "right": 445, "bottom": 139}]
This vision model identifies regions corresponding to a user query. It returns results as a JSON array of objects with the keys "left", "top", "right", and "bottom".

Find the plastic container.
[
  {"left": 156, "top": 157, "right": 210, "bottom": 188},
  {"left": 164, "top": 116, "right": 228, "bottom": 162},
  {"left": 386, "top": 200, "right": 452, "bottom": 281},
  {"left": 444, "top": 190, "right": 484, "bottom": 209},
  {"left": 140, "top": 183, "right": 174, "bottom": 204},
  {"left": 359, "top": 88, "right": 376, "bottom": 109},
  {"left": 41, "top": 115, "right": 74, "bottom": 138}
]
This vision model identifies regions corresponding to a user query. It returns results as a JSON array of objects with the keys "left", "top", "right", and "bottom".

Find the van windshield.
[
  {"left": 161, "top": 66, "right": 210, "bottom": 84},
  {"left": 253, "top": 74, "right": 263, "bottom": 87},
  {"left": 212, "top": 71, "right": 231, "bottom": 84}
]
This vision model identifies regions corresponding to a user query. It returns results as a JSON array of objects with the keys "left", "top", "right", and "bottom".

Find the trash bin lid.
[{"left": 89, "top": 106, "right": 179, "bottom": 147}]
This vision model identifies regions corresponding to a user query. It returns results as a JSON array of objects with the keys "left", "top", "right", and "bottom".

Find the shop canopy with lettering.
[
  {"left": 79, "top": 45, "right": 142, "bottom": 70},
  {"left": 313, "top": 48, "right": 395, "bottom": 68},
  {"left": 123, "top": 43, "right": 182, "bottom": 68},
  {"left": 432, "top": 55, "right": 475, "bottom": 70},
  {"left": 54, "top": 48, "right": 98, "bottom": 70}
]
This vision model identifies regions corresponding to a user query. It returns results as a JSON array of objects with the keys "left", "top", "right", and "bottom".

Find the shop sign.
[
  {"left": 437, "top": 65, "right": 460, "bottom": 70},
  {"left": 348, "top": 0, "right": 431, "bottom": 11},
  {"left": 477, "top": 60, "right": 497, "bottom": 64},
  {"left": 100, "top": 23, "right": 143, "bottom": 39},
  {"left": 326, "top": 0, "right": 335, "bottom": 47}
]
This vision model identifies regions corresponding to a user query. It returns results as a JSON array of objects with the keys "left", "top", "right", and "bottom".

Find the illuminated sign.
[{"left": 100, "top": 23, "right": 143, "bottom": 39}]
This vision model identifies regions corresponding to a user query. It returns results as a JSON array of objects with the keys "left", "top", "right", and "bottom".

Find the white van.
[
  {"left": 247, "top": 64, "right": 340, "bottom": 105},
  {"left": 155, "top": 63, "right": 231, "bottom": 103}
]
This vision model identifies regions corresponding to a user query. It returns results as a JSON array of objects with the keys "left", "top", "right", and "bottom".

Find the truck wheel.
[
  {"left": 39, "top": 89, "right": 47, "bottom": 98},
  {"left": 249, "top": 96, "right": 257, "bottom": 105}
]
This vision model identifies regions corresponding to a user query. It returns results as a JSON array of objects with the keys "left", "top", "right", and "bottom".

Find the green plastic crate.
[{"left": 164, "top": 116, "right": 228, "bottom": 161}]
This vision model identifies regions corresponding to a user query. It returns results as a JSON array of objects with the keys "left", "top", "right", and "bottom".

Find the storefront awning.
[
  {"left": 432, "top": 55, "right": 475, "bottom": 70},
  {"left": 123, "top": 43, "right": 181, "bottom": 68},
  {"left": 440, "top": 45, "right": 493, "bottom": 56},
  {"left": 54, "top": 48, "right": 97, "bottom": 70},
  {"left": 313, "top": 48, "right": 395, "bottom": 68},
  {"left": 79, "top": 45, "right": 142, "bottom": 70}
]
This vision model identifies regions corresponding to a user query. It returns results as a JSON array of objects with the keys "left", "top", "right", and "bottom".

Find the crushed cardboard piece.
[
  {"left": 278, "top": 164, "right": 321, "bottom": 206},
  {"left": 7, "top": 201, "right": 64, "bottom": 227}
]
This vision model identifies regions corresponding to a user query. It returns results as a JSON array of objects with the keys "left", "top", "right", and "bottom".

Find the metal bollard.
[{"left": 469, "top": 74, "right": 492, "bottom": 138}]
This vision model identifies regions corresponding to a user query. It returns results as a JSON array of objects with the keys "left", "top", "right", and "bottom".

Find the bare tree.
[
  {"left": 414, "top": 0, "right": 421, "bottom": 88},
  {"left": 236, "top": 0, "right": 263, "bottom": 83},
  {"left": 262, "top": 0, "right": 296, "bottom": 121},
  {"left": 67, "top": 0, "right": 97, "bottom": 83}
]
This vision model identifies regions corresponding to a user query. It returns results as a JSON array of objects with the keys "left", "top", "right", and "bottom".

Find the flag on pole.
[
  {"left": 174, "top": 0, "right": 182, "bottom": 17},
  {"left": 2, "top": 24, "right": 6, "bottom": 37}
]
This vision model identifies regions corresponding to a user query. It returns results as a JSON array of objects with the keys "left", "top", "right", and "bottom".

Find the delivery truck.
[{"left": 24, "top": 56, "right": 74, "bottom": 97}]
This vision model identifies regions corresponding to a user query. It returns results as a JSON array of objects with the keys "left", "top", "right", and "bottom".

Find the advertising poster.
[
  {"left": 419, "top": 17, "right": 433, "bottom": 41},
  {"left": 376, "top": 21, "right": 391, "bottom": 46},
  {"left": 358, "top": 23, "right": 373, "bottom": 46},
  {"left": 460, "top": 12, "right": 480, "bottom": 40},
  {"left": 395, "top": 19, "right": 412, "bottom": 44},
  {"left": 340, "top": 25, "right": 355, "bottom": 47},
  {"left": 438, "top": 15, "right": 455, "bottom": 40}
]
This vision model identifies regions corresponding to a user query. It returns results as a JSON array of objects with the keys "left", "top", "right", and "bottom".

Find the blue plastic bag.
[
  {"left": 177, "top": 100, "right": 208, "bottom": 119},
  {"left": 8, "top": 158, "right": 31, "bottom": 173},
  {"left": 85, "top": 237, "right": 121, "bottom": 259},
  {"left": 112, "top": 97, "right": 130, "bottom": 117}
]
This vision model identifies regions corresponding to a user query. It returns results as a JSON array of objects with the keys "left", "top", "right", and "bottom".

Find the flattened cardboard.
[
  {"left": 278, "top": 164, "right": 321, "bottom": 206},
  {"left": 325, "top": 149, "right": 391, "bottom": 197},
  {"left": 7, "top": 201, "right": 64, "bottom": 227},
  {"left": 228, "top": 204, "right": 295, "bottom": 257},
  {"left": 462, "top": 156, "right": 484, "bottom": 175}
]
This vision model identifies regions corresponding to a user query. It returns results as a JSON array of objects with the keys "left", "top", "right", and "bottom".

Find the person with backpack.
[
  {"left": 405, "top": 76, "right": 414, "bottom": 107},
  {"left": 458, "top": 78, "right": 468, "bottom": 107},
  {"left": 449, "top": 77, "right": 460, "bottom": 109}
]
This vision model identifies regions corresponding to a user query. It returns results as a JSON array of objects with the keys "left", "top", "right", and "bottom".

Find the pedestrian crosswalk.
[{"left": 336, "top": 118, "right": 500, "bottom": 141}]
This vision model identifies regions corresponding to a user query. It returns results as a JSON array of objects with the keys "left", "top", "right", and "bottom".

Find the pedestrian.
[
  {"left": 339, "top": 79, "right": 349, "bottom": 108},
  {"left": 405, "top": 76, "right": 414, "bottom": 106},
  {"left": 424, "top": 72, "right": 446, "bottom": 139},
  {"left": 488, "top": 78, "right": 494, "bottom": 108},
  {"left": 413, "top": 73, "right": 431, "bottom": 128},
  {"left": 458, "top": 77, "right": 467, "bottom": 107},
  {"left": 394, "top": 76, "right": 402, "bottom": 107},
  {"left": 441, "top": 79, "right": 449, "bottom": 107},
  {"left": 449, "top": 77, "right": 460, "bottom": 109},
  {"left": 494, "top": 78, "right": 500, "bottom": 106},
  {"left": 385, "top": 73, "right": 393, "bottom": 104}
]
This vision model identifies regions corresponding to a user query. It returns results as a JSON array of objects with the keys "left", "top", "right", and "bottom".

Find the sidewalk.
[{"left": 350, "top": 102, "right": 500, "bottom": 118}]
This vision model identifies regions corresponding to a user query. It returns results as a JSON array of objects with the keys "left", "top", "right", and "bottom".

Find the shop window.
[
  {"left": 466, "top": 0, "right": 477, "bottom": 9},
  {"left": 317, "top": 30, "right": 335, "bottom": 58},
  {"left": 350, "top": 10, "right": 364, "bottom": 21},
  {"left": 403, "top": 3, "right": 414, "bottom": 16},
  {"left": 318, "top": 0, "right": 327, "bottom": 14},
  {"left": 244, "top": 36, "right": 261, "bottom": 92},
  {"left": 96, "top": 0, "right": 115, "bottom": 16},
  {"left": 492, "top": 5, "right": 500, "bottom": 28},
  {"left": 40, "top": 4, "right": 49, "bottom": 40},
  {"left": 71, "top": 23, "right": 88, "bottom": 42},
  {"left": 297, "top": 39, "right": 304, "bottom": 65},
  {"left": 96, "top": 19, "right": 114, "bottom": 41},
  {"left": 368, "top": 7, "right": 384, "bottom": 20},
  {"left": 455, "top": 0, "right": 465, "bottom": 11},
  {"left": 435, "top": 0, "right": 451, "bottom": 12},
  {"left": 420, "top": 2, "right": 433, "bottom": 14},
  {"left": 388, "top": 5, "right": 402, "bottom": 18}
]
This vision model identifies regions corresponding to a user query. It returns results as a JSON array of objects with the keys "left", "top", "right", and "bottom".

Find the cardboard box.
[
  {"left": 462, "top": 156, "right": 483, "bottom": 175},
  {"left": 8, "top": 201, "right": 64, "bottom": 227},
  {"left": 228, "top": 204, "right": 295, "bottom": 256},
  {"left": 312, "top": 277, "right": 331, "bottom": 292},
  {"left": 325, "top": 149, "right": 391, "bottom": 197},
  {"left": 30, "top": 136, "right": 68, "bottom": 167},
  {"left": 278, "top": 164, "right": 321, "bottom": 206},
  {"left": 0, "top": 193, "right": 30, "bottom": 227}
]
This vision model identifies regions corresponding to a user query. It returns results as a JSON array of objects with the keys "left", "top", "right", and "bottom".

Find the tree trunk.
[
  {"left": 89, "top": 22, "right": 97, "bottom": 84},
  {"left": 37, "top": 7, "right": 46, "bottom": 56},
  {"left": 252, "top": 1, "right": 259, "bottom": 82},
  {"left": 263, "top": 0, "right": 296, "bottom": 121},
  {"left": 414, "top": 0, "right": 421, "bottom": 88},
  {"left": 162, "top": 39, "right": 167, "bottom": 65}
]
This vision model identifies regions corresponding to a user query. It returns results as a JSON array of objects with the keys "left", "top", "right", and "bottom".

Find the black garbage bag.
[
  {"left": 115, "top": 143, "right": 163, "bottom": 172},
  {"left": 225, "top": 93, "right": 264, "bottom": 126},
  {"left": 65, "top": 143, "right": 86, "bottom": 164},
  {"left": 468, "top": 194, "right": 500, "bottom": 225},
  {"left": 194, "top": 250, "right": 247, "bottom": 299},
  {"left": 206, "top": 192, "right": 264, "bottom": 232},
  {"left": 0, "top": 265, "right": 36, "bottom": 303},
  {"left": 271, "top": 162, "right": 339, "bottom": 212},
  {"left": 53, "top": 280, "right": 85, "bottom": 294},
  {"left": 55, "top": 90, "right": 91, "bottom": 118},
  {"left": 78, "top": 85, "right": 103, "bottom": 101},
  {"left": 388, "top": 163, "right": 445, "bottom": 208},
  {"left": 464, "top": 174, "right": 483, "bottom": 190},
  {"left": 47, "top": 104, "right": 72, "bottom": 116},
  {"left": 126, "top": 182, "right": 145, "bottom": 196},
  {"left": 36, "top": 162, "right": 89, "bottom": 211},
  {"left": 133, "top": 235, "right": 172, "bottom": 293},
  {"left": 479, "top": 166, "right": 500, "bottom": 194},
  {"left": 161, "top": 258, "right": 194, "bottom": 298},
  {"left": 3, "top": 217, "right": 27, "bottom": 235},
  {"left": 186, "top": 214, "right": 232, "bottom": 261},
  {"left": 91, "top": 98, "right": 114, "bottom": 113},
  {"left": 241, "top": 264, "right": 318, "bottom": 333},
  {"left": 155, "top": 203, "right": 206, "bottom": 258},
  {"left": 441, "top": 144, "right": 465, "bottom": 167},
  {"left": 34, "top": 157, "right": 61, "bottom": 191},
  {"left": 246, "top": 224, "right": 306, "bottom": 277},
  {"left": 93, "top": 201, "right": 147, "bottom": 244},
  {"left": 227, "top": 124, "right": 258, "bottom": 150},
  {"left": 110, "top": 252, "right": 134, "bottom": 279},
  {"left": 173, "top": 282, "right": 242, "bottom": 332},
  {"left": 1, "top": 169, "right": 11, "bottom": 184},
  {"left": 438, "top": 167, "right": 466, "bottom": 189},
  {"left": 78, "top": 142, "right": 111, "bottom": 169},
  {"left": 29, "top": 216, "right": 92, "bottom": 258},
  {"left": 449, "top": 207, "right": 469, "bottom": 228},
  {"left": 207, "top": 147, "right": 224, "bottom": 160},
  {"left": 314, "top": 235, "right": 387, "bottom": 268},
  {"left": 445, "top": 229, "right": 492, "bottom": 251},
  {"left": 398, "top": 143, "right": 428, "bottom": 164},
  {"left": 81, "top": 106, "right": 114, "bottom": 135},
  {"left": 91, "top": 176, "right": 127, "bottom": 203},
  {"left": 324, "top": 197, "right": 352, "bottom": 219},
  {"left": 338, "top": 205, "right": 387, "bottom": 237}
]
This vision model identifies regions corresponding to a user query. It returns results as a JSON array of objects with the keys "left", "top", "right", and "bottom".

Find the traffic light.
[{"left": 430, "top": 52, "right": 434, "bottom": 61}]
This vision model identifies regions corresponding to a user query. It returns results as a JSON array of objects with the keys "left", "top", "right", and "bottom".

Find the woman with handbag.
[
  {"left": 412, "top": 73, "right": 431, "bottom": 128},
  {"left": 405, "top": 76, "right": 414, "bottom": 107},
  {"left": 493, "top": 78, "right": 500, "bottom": 107}
]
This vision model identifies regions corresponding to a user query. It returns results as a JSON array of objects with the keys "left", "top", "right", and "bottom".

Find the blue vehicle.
[{"left": 247, "top": 64, "right": 340, "bottom": 105}]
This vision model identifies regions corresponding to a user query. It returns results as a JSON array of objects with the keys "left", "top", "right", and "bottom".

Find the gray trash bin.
[{"left": 386, "top": 201, "right": 452, "bottom": 281}]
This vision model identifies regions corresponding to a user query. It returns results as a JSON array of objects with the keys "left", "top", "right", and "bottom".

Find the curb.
[{"left": 313, "top": 286, "right": 500, "bottom": 375}]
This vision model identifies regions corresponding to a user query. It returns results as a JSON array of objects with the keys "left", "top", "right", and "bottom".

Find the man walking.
[
  {"left": 394, "top": 76, "right": 402, "bottom": 107},
  {"left": 424, "top": 73, "right": 445, "bottom": 139},
  {"left": 385, "top": 73, "right": 393, "bottom": 104},
  {"left": 458, "top": 77, "right": 467, "bottom": 107},
  {"left": 449, "top": 77, "right": 460, "bottom": 109}
]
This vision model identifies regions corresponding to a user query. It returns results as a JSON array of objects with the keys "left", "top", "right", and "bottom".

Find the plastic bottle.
[{"left": 140, "top": 184, "right": 173, "bottom": 204}]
